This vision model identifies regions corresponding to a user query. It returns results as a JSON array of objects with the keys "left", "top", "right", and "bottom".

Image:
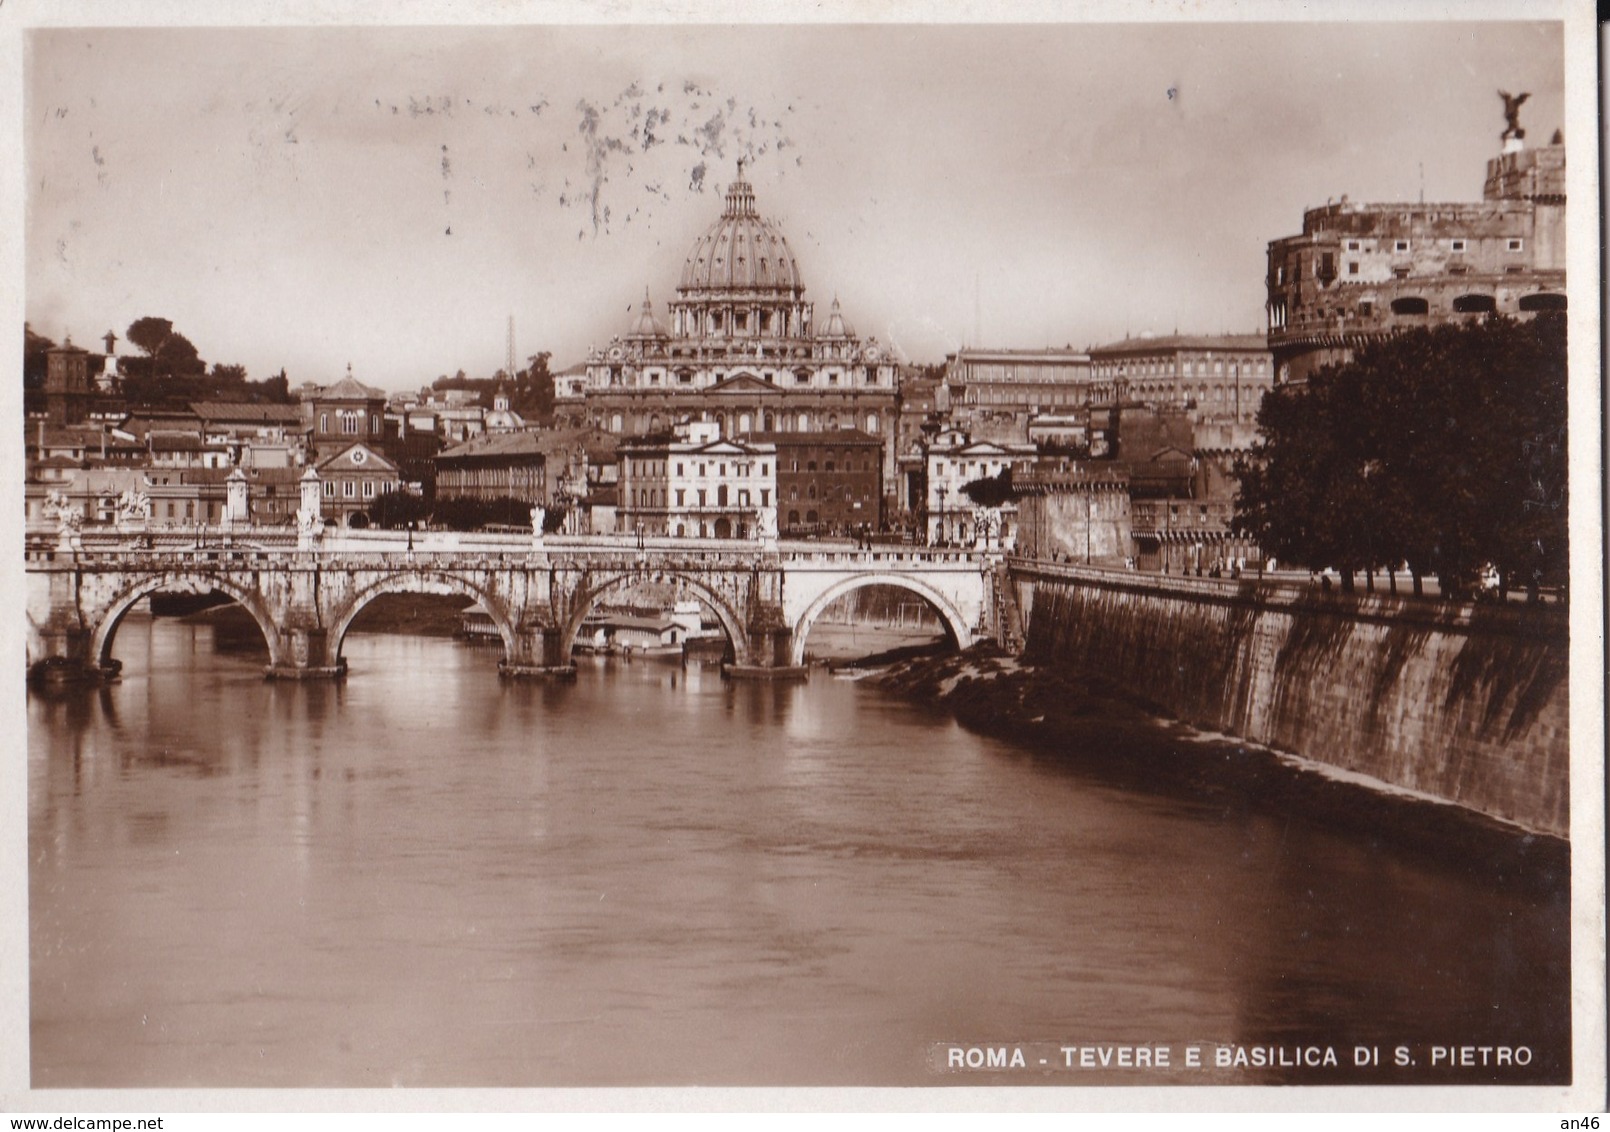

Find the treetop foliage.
[
  {"left": 959, "top": 468, "right": 1015, "bottom": 508},
  {"left": 430, "top": 352, "right": 556, "bottom": 424},
  {"left": 366, "top": 491, "right": 565, "bottom": 533},
  {"left": 1233, "top": 315, "right": 1566, "bottom": 598}
]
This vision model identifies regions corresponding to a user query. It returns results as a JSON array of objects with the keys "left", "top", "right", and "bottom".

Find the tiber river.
[{"left": 27, "top": 603, "right": 1570, "bottom": 1088}]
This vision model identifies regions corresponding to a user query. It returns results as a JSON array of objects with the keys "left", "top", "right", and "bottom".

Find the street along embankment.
[{"left": 1004, "top": 561, "right": 1569, "bottom": 839}]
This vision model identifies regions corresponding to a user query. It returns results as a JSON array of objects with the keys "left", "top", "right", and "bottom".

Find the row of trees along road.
[
  {"left": 1232, "top": 314, "right": 1566, "bottom": 601},
  {"left": 364, "top": 491, "right": 568, "bottom": 534}
]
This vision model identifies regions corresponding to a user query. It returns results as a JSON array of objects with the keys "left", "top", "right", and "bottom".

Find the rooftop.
[
  {"left": 313, "top": 374, "right": 388, "bottom": 402},
  {"left": 949, "top": 347, "right": 1090, "bottom": 360},
  {"left": 182, "top": 466, "right": 305, "bottom": 486},
  {"left": 1088, "top": 333, "right": 1270, "bottom": 357},
  {"left": 190, "top": 401, "right": 305, "bottom": 424},
  {"left": 438, "top": 431, "right": 551, "bottom": 460},
  {"left": 738, "top": 429, "right": 881, "bottom": 446}
]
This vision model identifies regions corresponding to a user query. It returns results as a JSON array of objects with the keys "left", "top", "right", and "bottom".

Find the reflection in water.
[{"left": 28, "top": 611, "right": 1569, "bottom": 1087}]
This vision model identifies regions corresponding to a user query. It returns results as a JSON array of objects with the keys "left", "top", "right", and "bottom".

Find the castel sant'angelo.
[{"left": 1264, "top": 96, "right": 1565, "bottom": 385}]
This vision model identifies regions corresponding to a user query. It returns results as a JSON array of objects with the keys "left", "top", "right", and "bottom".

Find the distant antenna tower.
[
  {"left": 1418, "top": 162, "right": 1425, "bottom": 204},
  {"left": 506, "top": 315, "right": 516, "bottom": 378}
]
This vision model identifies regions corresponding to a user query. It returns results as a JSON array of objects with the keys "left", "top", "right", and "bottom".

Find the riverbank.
[
  {"left": 870, "top": 644, "right": 1569, "bottom": 886},
  {"left": 803, "top": 622, "right": 946, "bottom": 665}
]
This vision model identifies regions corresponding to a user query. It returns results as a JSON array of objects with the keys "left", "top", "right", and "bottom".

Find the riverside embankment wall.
[{"left": 1010, "top": 561, "right": 1569, "bottom": 837}]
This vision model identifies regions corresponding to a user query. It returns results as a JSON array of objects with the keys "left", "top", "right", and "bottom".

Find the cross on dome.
[{"left": 722, "top": 162, "right": 757, "bottom": 219}]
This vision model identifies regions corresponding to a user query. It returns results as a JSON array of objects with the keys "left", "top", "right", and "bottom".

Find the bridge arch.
[
  {"left": 788, "top": 573, "right": 974, "bottom": 666},
  {"left": 559, "top": 569, "right": 748, "bottom": 661},
  {"left": 326, "top": 571, "right": 520, "bottom": 666},
  {"left": 90, "top": 571, "right": 285, "bottom": 670}
]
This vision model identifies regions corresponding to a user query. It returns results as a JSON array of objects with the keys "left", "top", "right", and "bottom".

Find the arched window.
[
  {"left": 1453, "top": 293, "right": 1497, "bottom": 314},
  {"left": 866, "top": 412, "right": 879, "bottom": 434},
  {"left": 763, "top": 412, "right": 775, "bottom": 431},
  {"left": 1518, "top": 292, "right": 1567, "bottom": 311},
  {"left": 798, "top": 411, "right": 810, "bottom": 431},
  {"left": 738, "top": 413, "right": 752, "bottom": 433},
  {"left": 1390, "top": 296, "right": 1429, "bottom": 315}
]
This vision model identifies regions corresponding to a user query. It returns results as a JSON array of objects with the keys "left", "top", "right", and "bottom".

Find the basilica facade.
[{"left": 559, "top": 165, "right": 901, "bottom": 507}]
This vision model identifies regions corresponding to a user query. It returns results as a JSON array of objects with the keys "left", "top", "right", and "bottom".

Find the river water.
[{"left": 27, "top": 609, "right": 1570, "bottom": 1088}]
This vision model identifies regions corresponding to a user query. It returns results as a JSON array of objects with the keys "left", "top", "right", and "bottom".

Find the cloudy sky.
[{"left": 22, "top": 11, "right": 1565, "bottom": 392}]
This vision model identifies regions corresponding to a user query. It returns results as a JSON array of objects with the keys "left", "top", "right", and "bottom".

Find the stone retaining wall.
[{"left": 1011, "top": 562, "right": 1569, "bottom": 836}]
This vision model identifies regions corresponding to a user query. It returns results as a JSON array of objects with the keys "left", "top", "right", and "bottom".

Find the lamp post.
[
  {"left": 636, "top": 520, "right": 645, "bottom": 558},
  {"left": 406, "top": 520, "right": 415, "bottom": 561}
]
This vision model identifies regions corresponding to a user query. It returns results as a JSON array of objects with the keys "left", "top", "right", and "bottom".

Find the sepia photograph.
[{"left": 3, "top": 0, "right": 1602, "bottom": 1116}]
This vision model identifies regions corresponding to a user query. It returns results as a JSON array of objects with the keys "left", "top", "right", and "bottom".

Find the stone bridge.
[{"left": 25, "top": 526, "right": 998, "bottom": 682}]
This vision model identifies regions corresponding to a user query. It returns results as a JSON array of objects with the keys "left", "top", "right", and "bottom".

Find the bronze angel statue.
[{"left": 1499, "top": 90, "right": 1529, "bottom": 141}]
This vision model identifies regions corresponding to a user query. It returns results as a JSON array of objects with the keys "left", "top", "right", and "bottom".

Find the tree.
[
  {"left": 121, "top": 317, "right": 206, "bottom": 390},
  {"left": 1233, "top": 315, "right": 1567, "bottom": 600},
  {"left": 246, "top": 368, "right": 291, "bottom": 404},
  {"left": 1233, "top": 378, "right": 1380, "bottom": 594},
  {"left": 959, "top": 467, "right": 1014, "bottom": 508},
  {"left": 515, "top": 352, "right": 556, "bottom": 423},
  {"left": 429, "top": 495, "right": 536, "bottom": 531},
  {"left": 154, "top": 331, "right": 206, "bottom": 378},
  {"left": 125, "top": 317, "right": 174, "bottom": 360},
  {"left": 366, "top": 490, "right": 432, "bottom": 529},
  {"left": 425, "top": 352, "right": 556, "bottom": 423},
  {"left": 23, "top": 323, "right": 55, "bottom": 410}
]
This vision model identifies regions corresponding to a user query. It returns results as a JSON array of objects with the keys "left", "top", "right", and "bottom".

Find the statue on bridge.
[
  {"left": 43, "top": 491, "right": 84, "bottom": 550},
  {"left": 44, "top": 491, "right": 84, "bottom": 530},
  {"left": 295, "top": 507, "right": 324, "bottom": 547},
  {"left": 530, "top": 505, "right": 547, "bottom": 545},
  {"left": 756, "top": 504, "right": 779, "bottom": 546},
  {"left": 972, "top": 507, "right": 992, "bottom": 550},
  {"left": 114, "top": 488, "right": 151, "bottom": 527}
]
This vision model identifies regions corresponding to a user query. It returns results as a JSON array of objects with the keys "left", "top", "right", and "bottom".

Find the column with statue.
[
  {"left": 756, "top": 503, "right": 779, "bottom": 551},
  {"left": 222, "top": 467, "right": 250, "bottom": 532},
  {"left": 296, "top": 467, "right": 324, "bottom": 550}
]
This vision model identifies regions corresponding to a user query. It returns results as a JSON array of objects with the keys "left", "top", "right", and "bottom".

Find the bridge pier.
[
  {"left": 265, "top": 624, "right": 346, "bottom": 680},
  {"left": 725, "top": 601, "right": 807, "bottom": 681},
  {"left": 28, "top": 567, "right": 119, "bottom": 684},
  {"left": 28, "top": 624, "right": 121, "bottom": 686},
  {"left": 498, "top": 608, "right": 577, "bottom": 680}
]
